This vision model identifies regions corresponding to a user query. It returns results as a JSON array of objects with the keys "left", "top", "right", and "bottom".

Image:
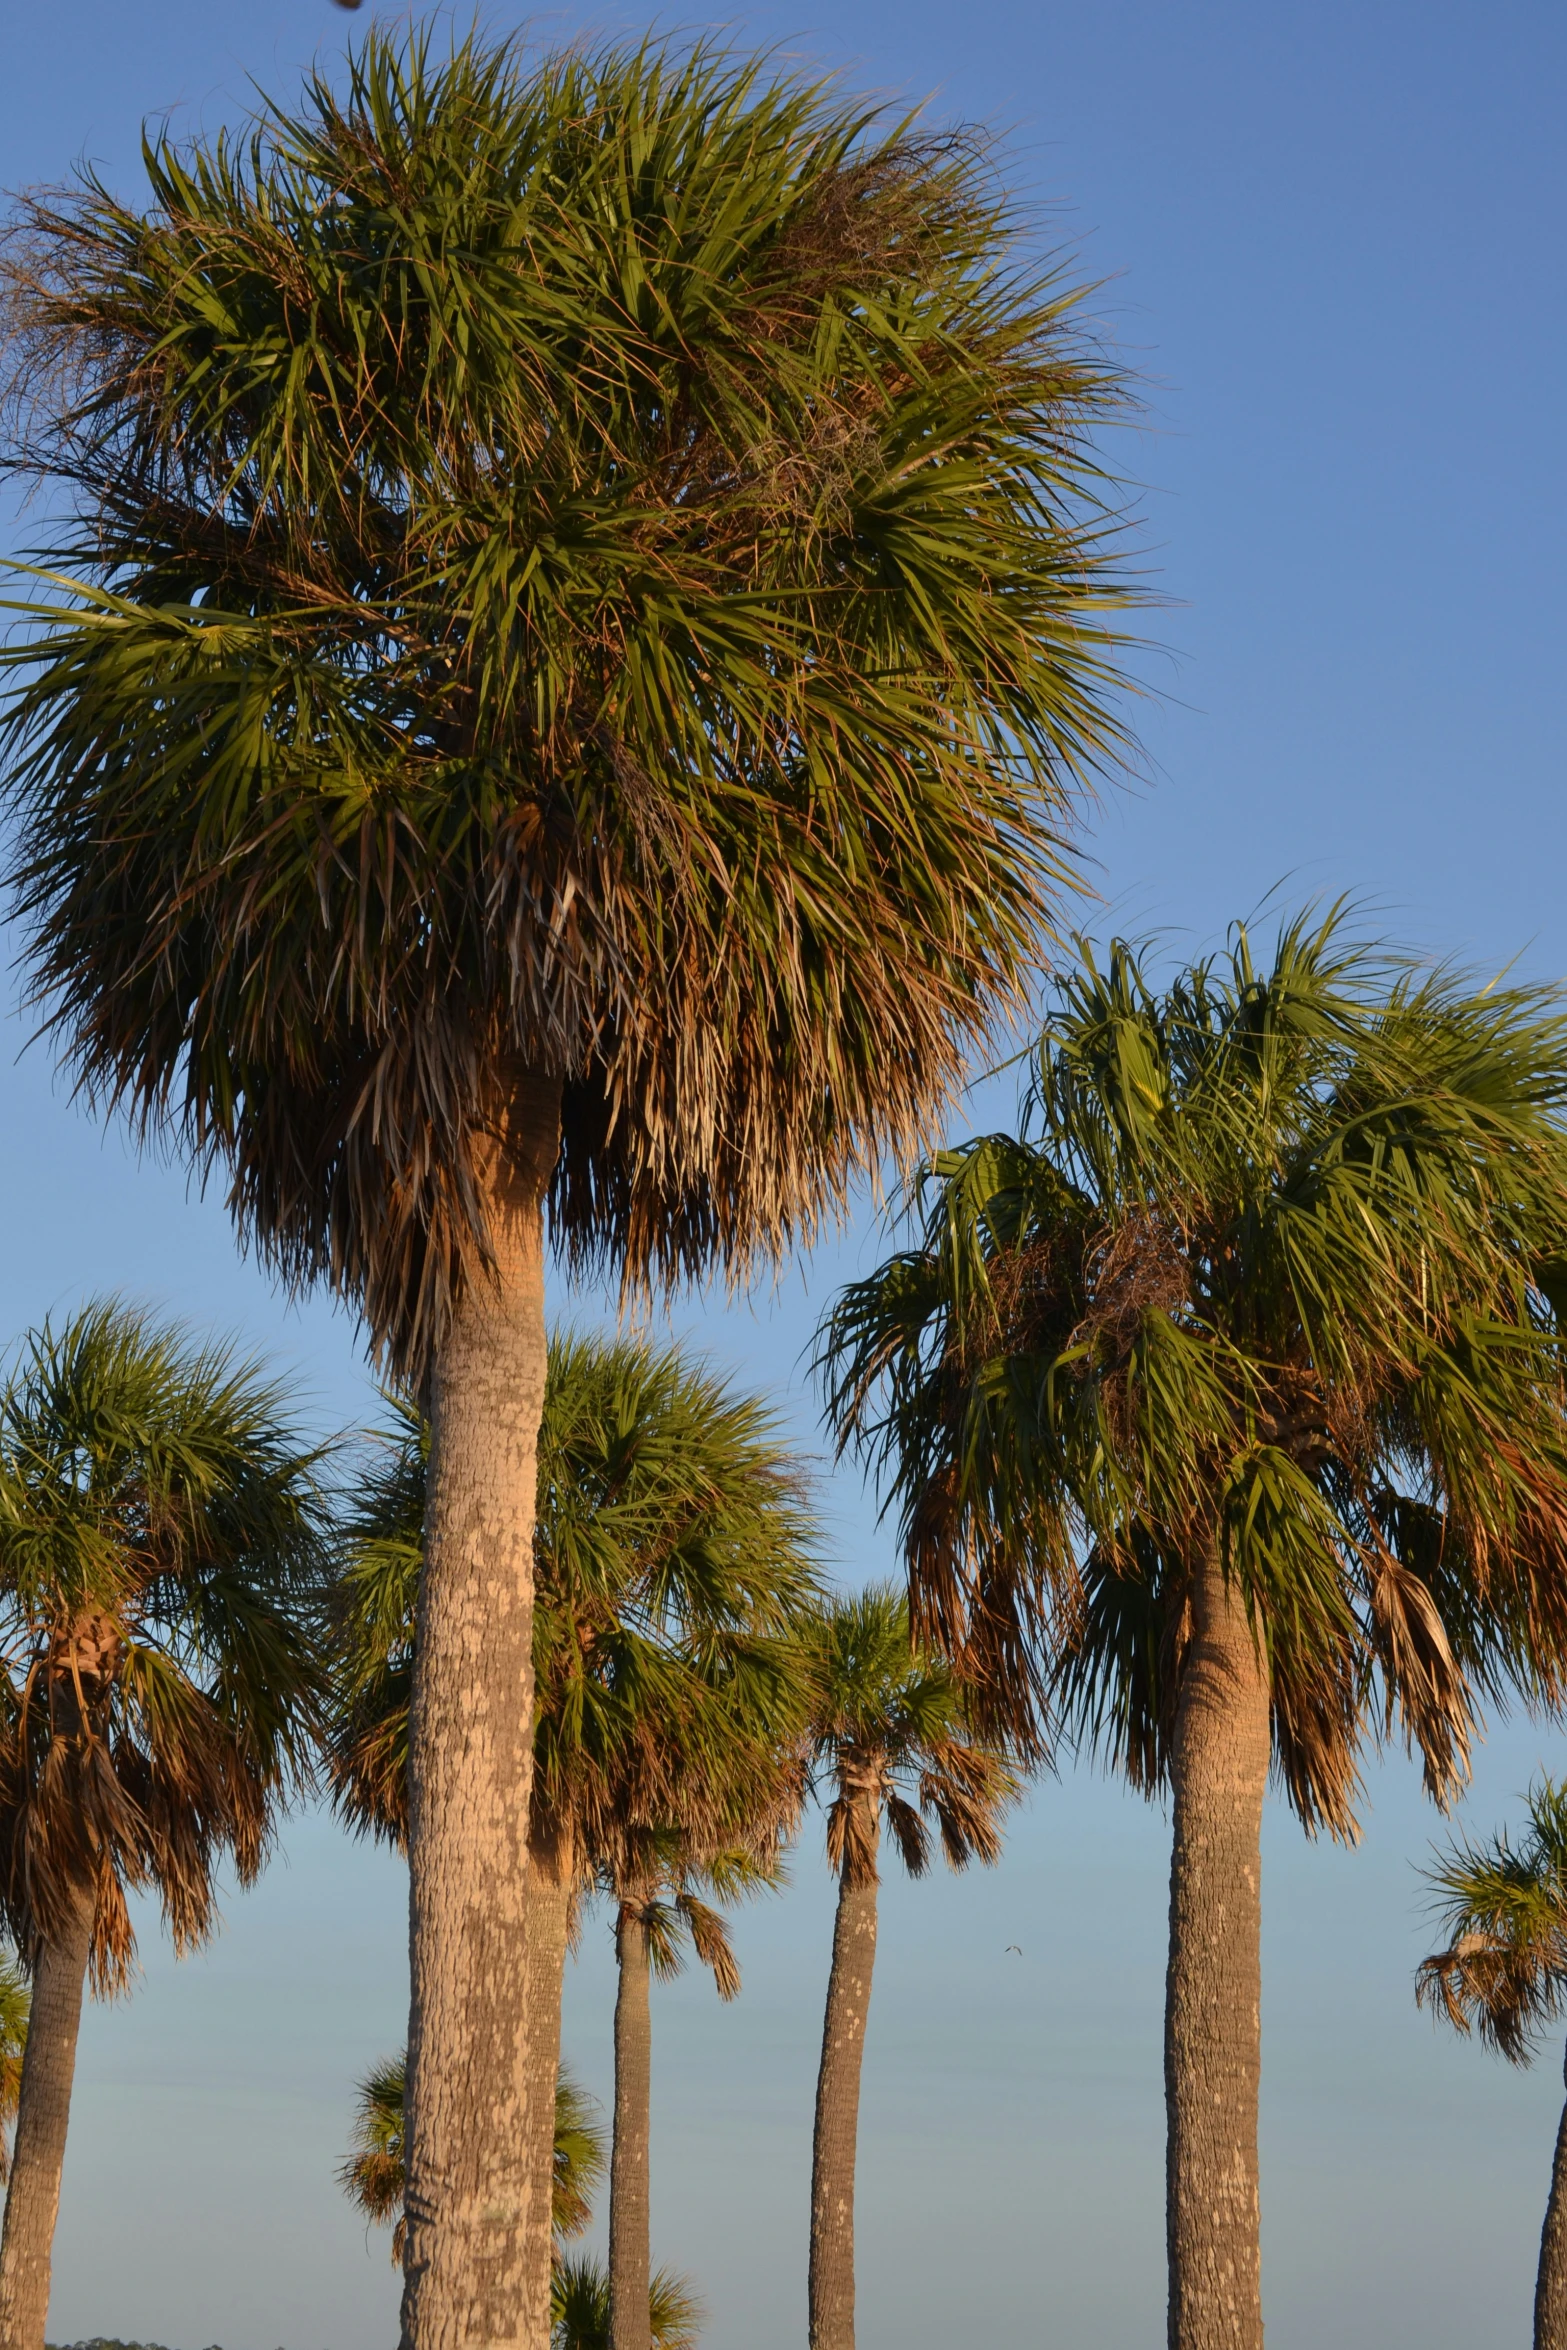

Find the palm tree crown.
[
  {"left": 327, "top": 1333, "right": 819, "bottom": 1852},
  {"left": 341, "top": 2054, "right": 607, "bottom": 2256},
  {"left": 1418, "top": 1780, "right": 1567, "bottom": 2060},
  {"left": 823, "top": 912, "right": 1567, "bottom": 1821},
  {"left": 802, "top": 1584, "right": 1018, "bottom": 1887},
  {"left": 0, "top": 25, "right": 1135, "bottom": 1380},
  {"left": 0, "top": 1300, "right": 327, "bottom": 1977}
]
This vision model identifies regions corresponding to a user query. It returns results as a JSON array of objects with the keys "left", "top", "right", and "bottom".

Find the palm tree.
[
  {"left": 0, "top": 29, "right": 1135, "bottom": 2340},
  {"left": 342, "top": 2055, "right": 606, "bottom": 2269},
  {"left": 1418, "top": 1781, "right": 1567, "bottom": 2350},
  {"left": 798, "top": 1585, "right": 1018, "bottom": 2350},
  {"left": 821, "top": 912, "right": 1567, "bottom": 2350},
  {"left": 0, "top": 1302, "right": 326, "bottom": 2350},
  {"left": 328, "top": 1332, "right": 817, "bottom": 2339},
  {"left": 594, "top": 1840, "right": 779, "bottom": 2350}
]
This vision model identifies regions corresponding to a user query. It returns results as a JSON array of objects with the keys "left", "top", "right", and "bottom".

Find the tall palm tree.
[
  {"left": 0, "top": 30, "right": 1135, "bottom": 2341},
  {"left": 821, "top": 912, "right": 1567, "bottom": 2350},
  {"left": 0, "top": 1302, "right": 326, "bottom": 2350},
  {"left": 328, "top": 1332, "right": 817, "bottom": 2340},
  {"left": 1418, "top": 1781, "right": 1567, "bottom": 2350},
  {"left": 798, "top": 1586, "right": 1017, "bottom": 2350}
]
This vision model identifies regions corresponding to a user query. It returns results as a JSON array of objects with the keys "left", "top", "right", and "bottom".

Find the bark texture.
[
  {"left": 1165, "top": 1547, "right": 1271, "bottom": 2350},
  {"left": 608, "top": 1905, "right": 653, "bottom": 2350},
  {"left": 1536, "top": 2039, "right": 1567, "bottom": 2350},
  {"left": 401, "top": 1070, "right": 561, "bottom": 2350},
  {"left": 519, "top": 1827, "right": 574, "bottom": 2345},
  {"left": 809, "top": 1815, "right": 880, "bottom": 2350},
  {"left": 0, "top": 1881, "right": 96, "bottom": 2350}
]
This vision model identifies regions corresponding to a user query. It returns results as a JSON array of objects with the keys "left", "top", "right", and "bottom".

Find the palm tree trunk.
[
  {"left": 1165, "top": 1544, "right": 1271, "bottom": 2350},
  {"left": 608, "top": 1903, "right": 653, "bottom": 2350},
  {"left": 520, "top": 1824, "right": 575, "bottom": 2344},
  {"left": 809, "top": 1818, "right": 880, "bottom": 2350},
  {"left": 1535, "top": 2036, "right": 1567, "bottom": 2350},
  {"left": 0, "top": 1880, "right": 96, "bottom": 2350},
  {"left": 400, "top": 1067, "right": 562, "bottom": 2350}
]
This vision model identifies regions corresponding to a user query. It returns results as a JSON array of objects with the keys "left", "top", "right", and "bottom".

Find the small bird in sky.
[{"left": 1005, "top": 1945, "right": 1023, "bottom": 1956}]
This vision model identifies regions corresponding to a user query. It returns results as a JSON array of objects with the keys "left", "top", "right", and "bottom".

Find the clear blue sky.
[{"left": 2, "top": 4, "right": 1564, "bottom": 2346}]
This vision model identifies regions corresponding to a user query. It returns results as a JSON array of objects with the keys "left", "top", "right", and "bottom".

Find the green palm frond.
[
  {"left": 821, "top": 909, "right": 1567, "bottom": 1835},
  {"left": 0, "top": 25, "right": 1140, "bottom": 1381}
]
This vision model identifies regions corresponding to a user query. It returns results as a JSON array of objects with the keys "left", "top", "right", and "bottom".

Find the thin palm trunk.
[
  {"left": 809, "top": 1814, "right": 880, "bottom": 2350},
  {"left": 608, "top": 1904, "right": 653, "bottom": 2350},
  {"left": 0, "top": 1879, "right": 96, "bottom": 2350},
  {"left": 1165, "top": 1545, "right": 1271, "bottom": 2350},
  {"left": 1537, "top": 2038, "right": 1567, "bottom": 2350},
  {"left": 401, "top": 1070, "right": 561, "bottom": 2350},
  {"left": 520, "top": 1824, "right": 575, "bottom": 2342}
]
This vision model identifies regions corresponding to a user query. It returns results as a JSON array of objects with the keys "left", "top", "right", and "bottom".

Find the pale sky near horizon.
[{"left": 1, "top": 4, "right": 1564, "bottom": 2347}]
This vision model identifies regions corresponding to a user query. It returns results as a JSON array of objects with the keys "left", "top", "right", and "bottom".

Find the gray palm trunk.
[
  {"left": 1536, "top": 2039, "right": 1567, "bottom": 2350},
  {"left": 0, "top": 1880, "right": 96, "bottom": 2350},
  {"left": 608, "top": 1904, "right": 653, "bottom": 2350},
  {"left": 1165, "top": 1546, "right": 1271, "bottom": 2350},
  {"left": 520, "top": 1828, "right": 575, "bottom": 2342},
  {"left": 809, "top": 1806, "right": 880, "bottom": 2350},
  {"left": 401, "top": 1072, "right": 561, "bottom": 2350}
]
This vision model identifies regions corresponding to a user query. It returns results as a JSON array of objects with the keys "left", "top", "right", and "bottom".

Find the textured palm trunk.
[
  {"left": 519, "top": 1824, "right": 574, "bottom": 2344},
  {"left": 0, "top": 1880, "right": 96, "bottom": 2350},
  {"left": 809, "top": 1811, "right": 880, "bottom": 2350},
  {"left": 1535, "top": 2038, "right": 1567, "bottom": 2350},
  {"left": 608, "top": 1904, "right": 653, "bottom": 2350},
  {"left": 1165, "top": 1545, "right": 1271, "bottom": 2350},
  {"left": 400, "top": 1068, "right": 561, "bottom": 2350}
]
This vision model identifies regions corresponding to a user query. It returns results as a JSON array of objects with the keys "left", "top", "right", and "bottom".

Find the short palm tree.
[
  {"left": 328, "top": 1331, "right": 817, "bottom": 2339},
  {"left": 1418, "top": 1781, "right": 1567, "bottom": 2350},
  {"left": 798, "top": 1585, "right": 1018, "bottom": 2350},
  {"left": 0, "top": 1302, "right": 326, "bottom": 2350},
  {"left": 822, "top": 912, "right": 1567, "bottom": 2350},
  {"left": 342, "top": 2054, "right": 606, "bottom": 2268},
  {"left": 0, "top": 28, "right": 1134, "bottom": 2338}
]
